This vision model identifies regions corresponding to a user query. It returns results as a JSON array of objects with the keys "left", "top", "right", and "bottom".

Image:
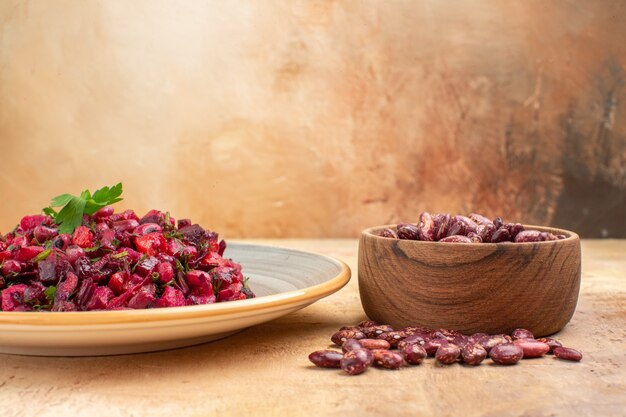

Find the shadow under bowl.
[{"left": 358, "top": 225, "right": 581, "bottom": 336}]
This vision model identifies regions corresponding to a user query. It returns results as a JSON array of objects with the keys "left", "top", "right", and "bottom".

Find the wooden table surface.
[{"left": 0, "top": 239, "right": 624, "bottom": 417}]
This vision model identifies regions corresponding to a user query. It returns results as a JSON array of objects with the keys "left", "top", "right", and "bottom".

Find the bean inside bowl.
[{"left": 358, "top": 224, "right": 581, "bottom": 336}]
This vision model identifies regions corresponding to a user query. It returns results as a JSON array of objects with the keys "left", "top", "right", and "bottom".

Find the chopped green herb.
[
  {"left": 44, "top": 286, "right": 56, "bottom": 303},
  {"left": 33, "top": 248, "right": 52, "bottom": 262},
  {"left": 112, "top": 251, "right": 128, "bottom": 259}
]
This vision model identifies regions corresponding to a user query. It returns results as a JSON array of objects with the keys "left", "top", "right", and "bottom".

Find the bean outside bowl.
[{"left": 358, "top": 225, "right": 581, "bottom": 336}]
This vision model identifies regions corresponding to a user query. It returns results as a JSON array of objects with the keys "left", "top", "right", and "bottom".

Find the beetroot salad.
[{"left": 0, "top": 184, "right": 254, "bottom": 312}]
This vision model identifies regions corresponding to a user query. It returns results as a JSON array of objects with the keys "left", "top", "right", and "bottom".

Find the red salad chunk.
[{"left": 0, "top": 208, "right": 254, "bottom": 311}]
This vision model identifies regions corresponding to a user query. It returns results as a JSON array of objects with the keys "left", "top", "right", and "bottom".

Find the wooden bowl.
[{"left": 358, "top": 225, "right": 581, "bottom": 336}]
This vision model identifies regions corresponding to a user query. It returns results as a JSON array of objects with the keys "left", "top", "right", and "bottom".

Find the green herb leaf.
[
  {"left": 55, "top": 196, "right": 87, "bottom": 234},
  {"left": 33, "top": 248, "right": 52, "bottom": 262},
  {"left": 43, "top": 183, "right": 124, "bottom": 234},
  {"left": 50, "top": 194, "right": 74, "bottom": 207},
  {"left": 44, "top": 286, "right": 56, "bottom": 304}
]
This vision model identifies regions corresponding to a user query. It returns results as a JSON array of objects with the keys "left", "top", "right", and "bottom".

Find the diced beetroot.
[
  {"left": 95, "top": 222, "right": 110, "bottom": 233},
  {"left": 133, "top": 223, "right": 163, "bottom": 236},
  {"left": 127, "top": 284, "right": 156, "bottom": 309},
  {"left": 134, "top": 256, "right": 159, "bottom": 277},
  {"left": 11, "top": 235, "right": 30, "bottom": 248},
  {"left": 181, "top": 245, "right": 198, "bottom": 259},
  {"left": 1, "top": 284, "right": 32, "bottom": 311},
  {"left": 166, "top": 239, "right": 185, "bottom": 256},
  {"left": 51, "top": 300, "right": 77, "bottom": 311},
  {"left": 23, "top": 282, "right": 47, "bottom": 305},
  {"left": 217, "top": 288, "right": 246, "bottom": 302},
  {"left": 51, "top": 234, "right": 72, "bottom": 250},
  {"left": 218, "top": 239, "right": 226, "bottom": 256},
  {"left": 189, "top": 293, "right": 216, "bottom": 305},
  {"left": 179, "top": 224, "right": 209, "bottom": 247},
  {"left": 66, "top": 245, "right": 86, "bottom": 265},
  {"left": 0, "top": 251, "right": 11, "bottom": 263},
  {"left": 14, "top": 246, "right": 45, "bottom": 262},
  {"left": 93, "top": 206, "right": 114, "bottom": 219},
  {"left": 33, "top": 225, "right": 58, "bottom": 243},
  {"left": 2, "top": 260, "right": 22, "bottom": 275},
  {"left": 19, "top": 215, "right": 48, "bottom": 232},
  {"left": 72, "top": 226, "right": 94, "bottom": 248},
  {"left": 200, "top": 252, "right": 229, "bottom": 269},
  {"left": 139, "top": 209, "right": 163, "bottom": 224},
  {"left": 110, "top": 209, "right": 139, "bottom": 222},
  {"left": 108, "top": 271, "right": 127, "bottom": 296},
  {"left": 186, "top": 270, "right": 212, "bottom": 289},
  {"left": 112, "top": 219, "right": 140, "bottom": 233},
  {"left": 85, "top": 286, "right": 114, "bottom": 310},
  {"left": 154, "top": 287, "right": 186, "bottom": 308},
  {"left": 134, "top": 233, "right": 167, "bottom": 257},
  {"left": 54, "top": 272, "right": 79, "bottom": 303},
  {"left": 177, "top": 219, "right": 191, "bottom": 229},
  {"left": 99, "top": 230, "right": 117, "bottom": 250},
  {"left": 157, "top": 253, "right": 174, "bottom": 263},
  {"left": 116, "top": 247, "right": 141, "bottom": 264},
  {"left": 156, "top": 262, "right": 174, "bottom": 284},
  {"left": 209, "top": 266, "right": 240, "bottom": 287}
]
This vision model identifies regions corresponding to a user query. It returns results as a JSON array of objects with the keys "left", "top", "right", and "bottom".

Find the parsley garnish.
[{"left": 43, "top": 183, "right": 123, "bottom": 234}]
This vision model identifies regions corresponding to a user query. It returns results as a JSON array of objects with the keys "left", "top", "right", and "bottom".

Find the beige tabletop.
[{"left": 0, "top": 239, "right": 624, "bottom": 417}]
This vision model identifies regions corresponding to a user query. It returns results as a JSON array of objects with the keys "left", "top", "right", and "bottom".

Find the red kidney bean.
[
  {"left": 554, "top": 347, "right": 583, "bottom": 362},
  {"left": 331, "top": 329, "right": 366, "bottom": 346},
  {"left": 339, "top": 326, "right": 361, "bottom": 332},
  {"left": 402, "top": 344, "right": 427, "bottom": 365},
  {"left": 439, "top": 235, "right": 472, "bottom": 243},
  {"left": 357, "top": 320, "right": 379, "bottom": 328},
  {"left": 476, "top": 223, "right": 496, "bottom": 242},
  {"left": 434, "top": 213, "right": 451, "bottom": 241},
  {"left": 455, "top": 215, "right": 479, "bottom": 234},
  {"left": 397, "top": 334, "right": 428, "bottom": 350},
  {"left": 359, "top": 339, "right": 391, "bottom": 350},
  {"left": 379, "top": 228, "right": 399, "bottom": 239},
  {"left": 309, "top": 350, "right": 343, "bottom": 368},
  {"left": 511, "top": 328, "right": 534, "bottom": 340},
  {"left": 376, "top": 331, "right": 407, "bottom": 347},
  {"left": 536, "top": 337, "right": 562, "bottom": 352},
  {"left": 479, "top": 334, "right": 513, "bottom": 352},
  {"left": 431, "top": 329, "right": 461, "bottom": 341},
  {"left": 514, "top": 340, "right": 550, "bottom": 358},
  {"left": 342, "top": 339, "right": 364, "bottom": 353},
  {"left": 400, "top": 326, "right": 432, "bottom": 336},
  {"left": 469, "top": 213, "right": 493, "bottom": 225},
  {"left": 341, "top": 349, "right": 373, "bottom": 375},
  {"left": 489, "top": 343, "right": 523, "bottom": 365},
  {"left": 397, "top": 223, "right": 420, "bottom": 240},
  {"left": 424, "top": 338, "right": 449, "bottom": 356},
  {"left": 514, "top": 230, "right": 544, "bottom": 242},
  {"left": 491, "top": 228, "right": 511, "bottom": 243},
  {"left": 372, "top": 349, "right": 405, "bottom": 369},
  {"left": 493, "top": 217, "right": 503, "bottom": 229},
  {"left": 461, "top": 343, "right": 487, "bottom": 366},
  {"left": 436, "top": 344, "right": 461, "bottom": 364},
  {"left": 361, "top": 325, "right": 394, "bottom": 338},
  {"left": 467, "top": 232, "right": 483, "bottom": 243},
  {"left": 418, "top": 212, "right": 436, "bottom": 241},
  {"left": 502, "top": 223, "right": 524, "bottom": 239}
]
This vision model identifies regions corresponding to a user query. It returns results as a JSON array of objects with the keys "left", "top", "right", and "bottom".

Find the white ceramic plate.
[{"left": 0, "top": 243, "right": 350, "bottom": 356}]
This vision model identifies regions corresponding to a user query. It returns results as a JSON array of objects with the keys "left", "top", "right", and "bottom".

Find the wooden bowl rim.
[{"left": 362, "top": 224, "right": 580, "bottom": 246}]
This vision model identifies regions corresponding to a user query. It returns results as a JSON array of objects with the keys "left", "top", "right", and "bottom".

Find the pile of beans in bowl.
[
  {"left": 379, "top": 212, "right": 567, "bottom": 243},
  {"left": 309, "top": 321, "right": 582, "bottom": 375}
]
